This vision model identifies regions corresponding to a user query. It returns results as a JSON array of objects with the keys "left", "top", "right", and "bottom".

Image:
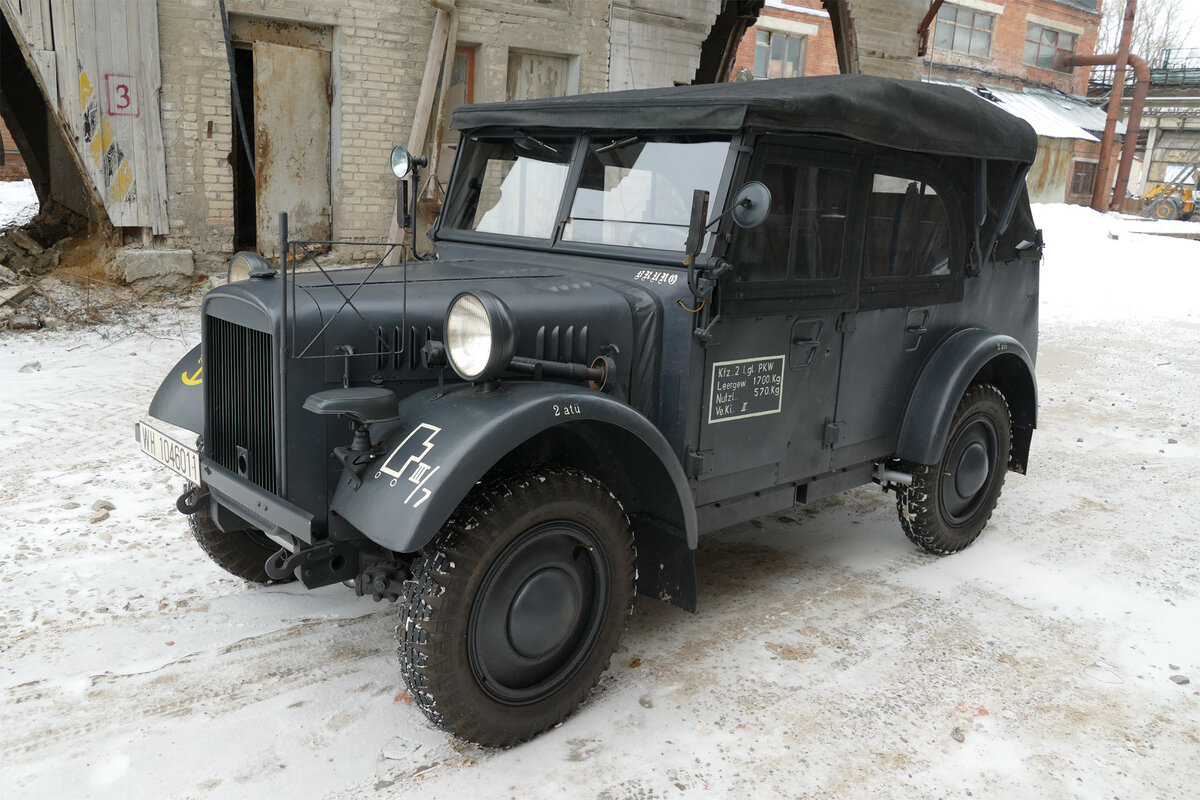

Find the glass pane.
[
  {"left": 953, "top": 25, "right": 969, "bottom": 54},
  {"left": 933, "top": 22, "right": 953, "bottom": 50},
  {"left": 1023, "top": 40, "right": 1039, "bottom": 66},
  {"left": 970, "top": 30, "right": 990, "bottom": 57},
  {"left": 733, "top": 160, "right": 850, "bottom": 282},
  {"left": 754, "top": 40, "right": 769, "bottom": 77},
  {"left": 565, "top": 138, "right": 729, "bottom": 251},
  {"left": 445, "top": 136, "right": 574, "bottom": 239},
  {"left": 1063, "top": 32, "right": 1076, "bottom": 50},
  {"left": 937, "top": 4, "right": 955, "bottom": 22},
  {"left": 786, "top": 36, "right": 803, "bottom": 78},
  {"left": 1038, "top": 48, "right": 1055, "bottom": 69},
  {"left": 865, "top": 174, "right": 951, "bottom": 278},
  {"left": 978, "top": 13, "right": 993, "bottom": 32},
  {"left": 1042, "top": 28, "right": 1057, "bottom": 46}
]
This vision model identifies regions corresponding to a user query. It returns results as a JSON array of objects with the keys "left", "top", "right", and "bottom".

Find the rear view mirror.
[{"left": 729, "top": 181, "right": 771, "bottom": 229}]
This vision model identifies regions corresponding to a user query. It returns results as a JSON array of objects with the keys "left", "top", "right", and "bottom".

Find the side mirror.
[{"left": 729, "top": 181, "right": 771, "bottom": 229}]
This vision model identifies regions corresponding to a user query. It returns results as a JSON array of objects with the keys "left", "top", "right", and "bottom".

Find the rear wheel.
[
  {"left": 188, "top": 500, "right": 293, "bottom": 584},
  {"left": 896, "top": 384, "right": 1011, "bottom": 554},
  {"left": 398, "top": 467, "right": 635, "bottom": 747}
]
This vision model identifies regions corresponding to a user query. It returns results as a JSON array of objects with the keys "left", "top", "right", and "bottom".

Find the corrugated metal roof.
[{"left": 932, "top": 82, "right": 1122, "bottom": 142}]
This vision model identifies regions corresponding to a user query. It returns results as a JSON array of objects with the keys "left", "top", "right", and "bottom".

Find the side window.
[
  {"left": 864, "top": 174, "right": 952, "bottom": 280},
  {"left": 732, "top": 160, "right": 851, "bottom": 284}
]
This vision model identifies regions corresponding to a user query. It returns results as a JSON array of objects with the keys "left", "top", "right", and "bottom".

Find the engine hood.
[{"left": 204, "top": 256, "right": 665, "bottom": 417}]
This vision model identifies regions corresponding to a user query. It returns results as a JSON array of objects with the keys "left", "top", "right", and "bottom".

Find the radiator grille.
[{"left": 206, "top": 317, "right": 278, "bottom": 494}]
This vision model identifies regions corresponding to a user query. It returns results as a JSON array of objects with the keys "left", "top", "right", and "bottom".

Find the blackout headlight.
[{"left": 445, "top": 291, "right": 517, "bottom": 382}]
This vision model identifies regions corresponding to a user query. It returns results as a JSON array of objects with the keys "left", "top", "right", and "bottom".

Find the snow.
[
  {"left": 0, "top": 179, "right": 39, "bottom": 229},
  {"left": 1, "top": 202, "right": 1198, "bottom": 799}
]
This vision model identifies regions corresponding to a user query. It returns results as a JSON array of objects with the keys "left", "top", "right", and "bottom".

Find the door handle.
[{"left": 905, "top": 326, "right": 927, "bottom": 335}]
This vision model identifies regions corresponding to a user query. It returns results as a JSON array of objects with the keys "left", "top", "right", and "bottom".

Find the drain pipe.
[
  {"left": 1062, "top": 51, "right": 1150, "bottom": 212},
  {"left": 386, "top": 0, "right": 455, "bottom": 262}
]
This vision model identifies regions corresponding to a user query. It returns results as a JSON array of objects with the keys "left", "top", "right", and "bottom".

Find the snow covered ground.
[
  {"left": 0, "top": 179, "right": 39, "bottom": 230},
  {"left": 0, "top": 204, "right": 1198, "bottom": 799}
]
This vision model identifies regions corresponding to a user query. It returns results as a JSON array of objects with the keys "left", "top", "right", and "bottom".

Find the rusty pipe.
[
  {"left": 1064, "top": 52, "right": 1150, "bottom": 211},
  {"left": 917, "top": 0, "right": 946, "bottom": 57},
  {"left": 1060, "top": 0, "right": 1136, "bottom": 210}
]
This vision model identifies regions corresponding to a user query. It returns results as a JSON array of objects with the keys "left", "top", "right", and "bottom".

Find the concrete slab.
[{"left": 109, "top": 248, "right": 195, "bottom": 284}]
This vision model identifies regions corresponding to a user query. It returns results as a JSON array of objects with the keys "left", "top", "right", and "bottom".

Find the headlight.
[
  {"left": 226, "top": 251, "right": 275, "bottom": 283},
  {"left": 445, "top": 291, "right": 517, "bottom": 382}
]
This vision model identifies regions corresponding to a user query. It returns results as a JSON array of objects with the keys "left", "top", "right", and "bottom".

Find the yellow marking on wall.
[
  {"left": 79, "top": 72, "right": 95, "bottom": 109},
  {"left": 100, "top": 117, "right": 114, "bottom": 152},
  {"left": 109, "top": 160, "right": 134, "bottom": 202}
]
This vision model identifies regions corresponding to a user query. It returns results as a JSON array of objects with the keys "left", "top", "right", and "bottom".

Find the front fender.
[
  {"left": 331, "top": 381, "right": 698, "bottom": 555},
  {"left": 148, "top": 344, "right": 204, "bottom": 433},
  {"left": 896, "top": 328, "right": 1037, "bottom": 466}
]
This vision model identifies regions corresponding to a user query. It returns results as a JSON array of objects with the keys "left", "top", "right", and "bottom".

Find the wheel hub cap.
[
  {"left": 507, "top": 568, "right": 581, "bottom": 659},
  {"left": 954, "top": 442, "right": 989, "bottom": 499}
]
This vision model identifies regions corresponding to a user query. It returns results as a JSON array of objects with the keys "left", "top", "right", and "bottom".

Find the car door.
[
  {"left": 694, "top": 139, "right": 866, "bottom": 505},
  {"left": 830, "top": 154, "right": 967, "bottom": 469}
]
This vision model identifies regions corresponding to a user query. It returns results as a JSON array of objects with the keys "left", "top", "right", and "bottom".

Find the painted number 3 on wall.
[{"left": 104, "top": 74, "right": 139, "bottom": 118}]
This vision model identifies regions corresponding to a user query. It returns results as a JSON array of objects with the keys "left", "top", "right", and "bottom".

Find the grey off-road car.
[{"left": 136, "top": 75, "right": 1041, "bottom": 746}]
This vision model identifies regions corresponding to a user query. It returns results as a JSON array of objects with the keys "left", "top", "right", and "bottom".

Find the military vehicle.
[{"left": 137, "top": 75, "right": 1041, "bottom": 746}]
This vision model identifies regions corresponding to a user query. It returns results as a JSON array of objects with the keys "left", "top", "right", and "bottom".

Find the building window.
[
  {"left": 507, "top": 52, "right": 570, "bottom": 101},
  {"left": 754, "top": 30, "right": 806, "bottom": 79},
  {"left": 932, "top": 4, "right": 994, "bottom": 57},
  {"left": 1070, "top": 161, "right": 1097, "bottom": 196},
  {"left": 1024, "top": 24, "right": 1076, "bottom": 71}
]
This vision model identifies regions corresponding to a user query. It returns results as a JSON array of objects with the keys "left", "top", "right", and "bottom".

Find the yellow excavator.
[{"left": 1141, "top": 165, "right": 1200, "bottom": 221}]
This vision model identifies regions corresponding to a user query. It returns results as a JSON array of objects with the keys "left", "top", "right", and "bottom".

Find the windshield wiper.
[
  {"left": 514, "top": 131, "right": 559, "bottom": 155},
  {"left": 594, "top": 136, "right": 640, "bottom": 154}
]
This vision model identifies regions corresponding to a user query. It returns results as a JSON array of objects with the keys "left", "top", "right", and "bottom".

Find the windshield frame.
[{"left": 434, "top": 129, "right": 739, "bottom": 265}]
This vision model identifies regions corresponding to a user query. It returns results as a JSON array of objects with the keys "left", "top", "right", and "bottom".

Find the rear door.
[
  {"left": 695, "top": 139, "right": 866, "bottom": 503},
  {"left": 831, "top": 154, "right": 967, "bottom": 469}
]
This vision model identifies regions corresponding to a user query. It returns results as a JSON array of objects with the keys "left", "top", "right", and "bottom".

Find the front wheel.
[
  {"left": 398, "top": 467, "right": 635, "bottom": 747},
  {"left": 896, "top": 383, "right": 1011, "bottom": 554}
]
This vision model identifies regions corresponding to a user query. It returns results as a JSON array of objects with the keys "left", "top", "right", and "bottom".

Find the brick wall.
[
  {"left": 729, "top": 0, "right": 840, "bottom": 80},
  {"left": 0, "top": 119, "right": 30, "bottom": 182},
  {"left": 156, "top": 0, "right": 611, "bottom": 269},
  {"left": 925, "top": 0, "right": 1100, "bottom": 94}
]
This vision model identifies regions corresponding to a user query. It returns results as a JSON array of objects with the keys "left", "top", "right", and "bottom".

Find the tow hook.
[
  {"left": 176, "top": 485, "right": 209, "bottom": 515},
  {"left": 265, "top": 542, "right": 359, "bottom": 588},
  {"left": 872, "top": 463, "right": 914, "bottom": 493}
]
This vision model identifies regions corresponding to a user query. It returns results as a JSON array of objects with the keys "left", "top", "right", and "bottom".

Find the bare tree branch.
[{"left": 1097, "top": 0, "right": 1197, "bottom": 65}]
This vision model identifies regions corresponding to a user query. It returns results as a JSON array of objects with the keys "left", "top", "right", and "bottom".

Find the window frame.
[
  {"left": 753, "top": 29, "right": 808, "bottom": 80},
  {"left": 722, "top": 135, "right": 870, "bottom": 316},
  {"left": 932, "top": 4, "right": 995, "bottom": 58},
  {"left": 858, "top": 152, "right": 967, "bottom": 310},
  {"left": 1023, "top": 23, "right": 1077, "bottom": 72}
]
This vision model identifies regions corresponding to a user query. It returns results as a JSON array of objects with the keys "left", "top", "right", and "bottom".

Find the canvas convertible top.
[{"left": 452, "top": 74, "right": 1038, "bottom": 164}]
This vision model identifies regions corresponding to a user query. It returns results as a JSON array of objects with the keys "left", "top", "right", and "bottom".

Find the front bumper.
[{"left": 201, "top": 458, "right": 314, "bottom": 544}]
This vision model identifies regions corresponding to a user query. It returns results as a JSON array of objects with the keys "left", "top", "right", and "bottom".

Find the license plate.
[{"left": 136, "top": 419, "right": 201, "bottom": 485}]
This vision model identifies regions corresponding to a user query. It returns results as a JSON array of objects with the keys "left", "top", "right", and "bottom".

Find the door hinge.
[
  {"left": 823, "top": 419, "right": 843, "bottom": 448},
  {"left": 837, "top": 312, "right": 857, "bottom": 333},
  {"left": 684, "top": 446, "right": 710, "bottom": 478}
]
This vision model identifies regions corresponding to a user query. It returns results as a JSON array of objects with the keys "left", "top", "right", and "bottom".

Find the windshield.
[
  {"left": 564, "top": 137, "right": 729, "bottom": 251},
  {"left": 443, "top": 135, "right": 574, "bottom": 239},
  {"left": 442, "top": 133, "right": 730, "bottom": 253}
]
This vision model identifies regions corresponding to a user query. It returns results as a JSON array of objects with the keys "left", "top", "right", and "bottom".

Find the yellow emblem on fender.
[{"left": 182, "top": 358, "right": 203, "bottom": 386}]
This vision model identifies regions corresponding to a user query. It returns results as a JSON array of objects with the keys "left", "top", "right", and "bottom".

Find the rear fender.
[
  {"left": 896, "top": 328, "right": 1037, "bottom": 469},
  {"left": 148, "top": 344, "right": 204, "bottom": 433},
  {"left": 331, "top": 382, "right": 698, "bottom": 598}
]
